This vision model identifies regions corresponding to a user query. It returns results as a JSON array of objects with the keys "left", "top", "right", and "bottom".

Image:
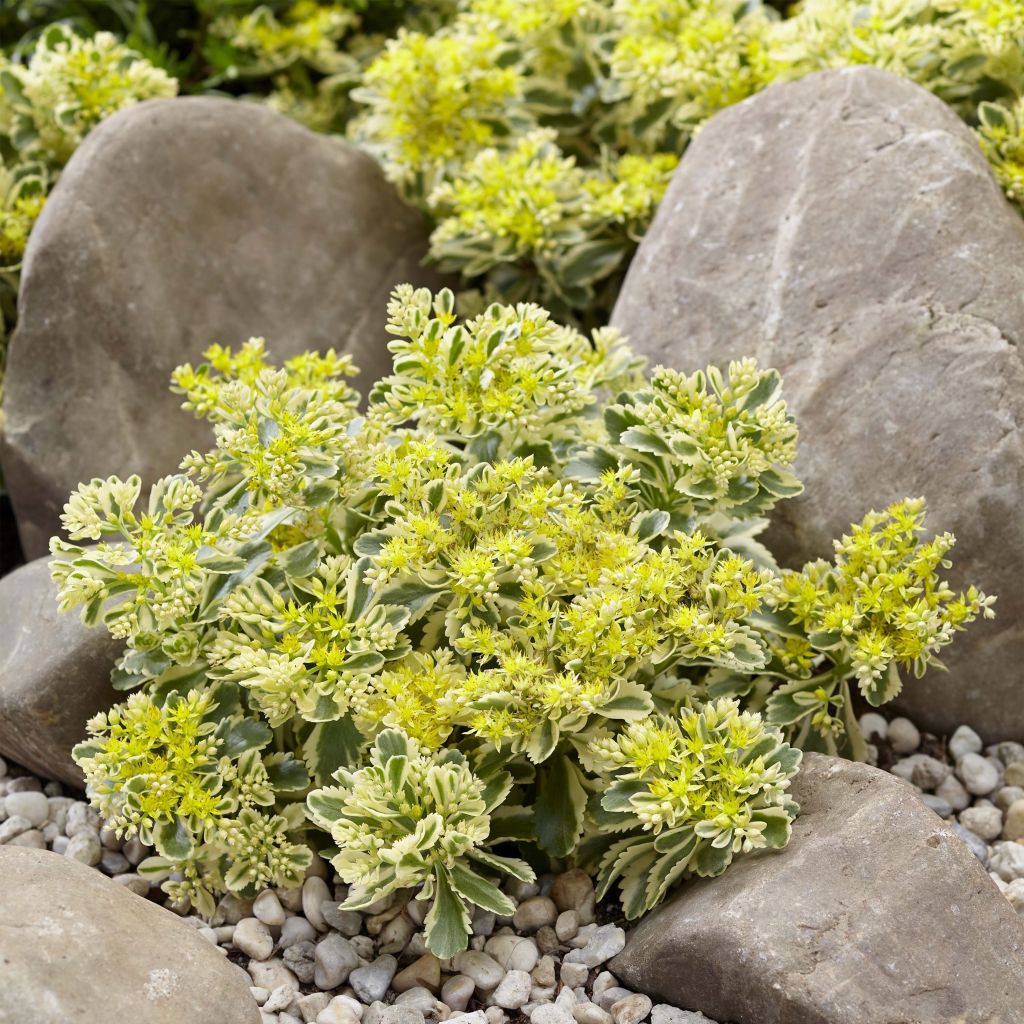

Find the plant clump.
[
  {"left": 350, "top": 0, "right": 1024, "bottom": 320},
  {"left": 51, "top": 287, "right": 992, "bottom": 954}
]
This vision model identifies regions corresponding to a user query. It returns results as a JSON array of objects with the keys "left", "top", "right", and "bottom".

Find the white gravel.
[{"left": 16, "top": 704, "right": 1024, "bottom": 1024}]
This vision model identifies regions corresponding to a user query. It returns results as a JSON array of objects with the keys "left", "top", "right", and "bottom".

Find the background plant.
[
  {"left": 51, "top": 287, "right": 991, "bottom": 951},
  {"left": 0, "top": 0, "right": 1022, "bottom": 394},
  {"left": 0, "top": 1, "right": 459, "bottom": 393}
]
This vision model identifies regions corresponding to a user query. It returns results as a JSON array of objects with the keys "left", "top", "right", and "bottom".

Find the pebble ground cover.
[{"left": 3, "top": 706, "right": 1024, "bottom": 1024}]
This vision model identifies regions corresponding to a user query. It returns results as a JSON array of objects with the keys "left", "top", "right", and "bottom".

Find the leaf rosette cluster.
[{"left": 52, "top": 287, "right": 991, "bottom": 950}]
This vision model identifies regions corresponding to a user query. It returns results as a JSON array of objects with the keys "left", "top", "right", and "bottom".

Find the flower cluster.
[
  {"left": 0, "top": 161, "right": 46, "bottom": 270},
  {"left": 209, "top": 2, "right": 359, "bottom": 80},
  {"left": 73, "top": 686, "right": 312, "bottom": 916},
  {"left": 758, "top": 499, "right": 995, "bottom": 748},
  {"left": 0, "top": 24, "right": 176, "bottom": 391},
  {"left": 53, "top": 288, "right": 990, "bottom": 945},
  {"left": 0, "top": 158, "right": 45, "bottom": 396},
  {"left": 977, "top": 99, "right": 1024, "bottom": 209},
  {"left": 0, "top": 27, "right": 177, "bottom": 169},
  {"left": 591, "top": 698, "right": 800, "bottom": 917}
]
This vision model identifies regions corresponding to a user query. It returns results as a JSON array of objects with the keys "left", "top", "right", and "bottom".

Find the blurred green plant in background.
[{"left": 0, "top": 0, "right": 1023, "bottom": 389}]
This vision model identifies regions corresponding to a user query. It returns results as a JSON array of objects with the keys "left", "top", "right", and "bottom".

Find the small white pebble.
[
  {"left": 561, "top": 963, "right": 589, "bottom": 989},
  {"left": 4, "top": 791, "right": 49, "bottom": 827},
  {"left": 858, "top": 713, "right": 888, "bottom": 741},
  {"left": 254, "top": 889, "right": 287, "bottom": 927},
  {"left": 957, "top": 753, "right": 1001, "bottom": 796},
  {"left": 235, "top": 917, "right": 274, "bottom": 961},
  {"left": 949, "top": 725, "right": 983, "bottom": 761},
  {"left": 887, "top": 717, "right": 921, "bottom": 754}
]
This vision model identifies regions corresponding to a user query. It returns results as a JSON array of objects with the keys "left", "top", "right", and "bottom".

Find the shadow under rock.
[{"left": 0, "top": 493, "right": 25, "bottom": 579}]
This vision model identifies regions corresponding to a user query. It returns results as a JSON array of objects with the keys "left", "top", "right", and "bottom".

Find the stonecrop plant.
[
  {"left": 350, "top": 0, "right": 1024, "bottom": 320},
  {"left": 51, "top": 287, "right": 992, "bottom": 953},
  {"left": 0, "top": 0, "right": 1022, "bottom": 385}
]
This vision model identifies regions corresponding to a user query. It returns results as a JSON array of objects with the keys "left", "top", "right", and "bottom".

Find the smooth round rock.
[
  {"left": 441, "top": 975, "right": 475, "bottom": 1012},
  {"left": 252, "top": 890, "right": 286, "bottom": 928},
  {"left": 313, "top": 933, "right": 360, "bottom": 990},
  {"left": 949, "top": 725, "right": 984, "bottom": 761},
  {"left": 957, "top": 753, "right": 1001, "bottom": 796},
  {"left": 0, "top": 556, "right": 122, "bottom": 787},
  {"left": 1003, "top": 799, "right": 1024, "bottom": 842},
  {"left": 857, "top": 713, "right": 888, "bottom": 743},
  {"left": 1, "top": 96, "right": 447, "bottom": 559},
  {"left": 452, "top": 951, "right": 505, "bottom": 992},
  {"left": 610, "top": 994, "right": 652, "bottom": 1024},
  {"left": 961, "top": 804, "right": 1004, "bottom": 842},
  {"left": 350, "top": 955, "right": 398, "bottom": 1004},
  {"left": 887, "top": 718, "right": 922, "bottom": 755},
  {"left": 7, "top": 828, "right": 45, "bottom": 848},
  {"left": 0, "top": 847, "right": 258, "bottom": 1023},
  {"left": 612, "top": 65, "right": 1022, "bottom": 741},
  {"left": 484, "top": 934, "right": 540, "bottom": 973},
  {"left": 279, "top": 916, "right": 317, "bottom": 949},
  {"left": 234, "top": 917, "right": 274, "bottom": 961},
  {"left": 513, "top": 897, "right": 558, "bottom": 934},
  {"left": 4, "top": 790, "right": 49, "bottom": 827},
  {"left": 64, "top": 829, "right": 102, "bottom": 866},
  {"left": 935, "top": 775, "right": 971, "bottom": 813},
  {"left": 551, "top": 870, "right": 595, "bottom": 914},
  {"left": 392, "top": 953, "right": 441, "bottom": 994}
]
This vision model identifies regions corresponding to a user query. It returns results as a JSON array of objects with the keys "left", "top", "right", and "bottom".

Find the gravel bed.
[
  {"left": 5, "top": 715, "right": 1024, "bottom": 1024},
  {"left": 0, "top": 752, "right": 716, "bottom": 1024}
]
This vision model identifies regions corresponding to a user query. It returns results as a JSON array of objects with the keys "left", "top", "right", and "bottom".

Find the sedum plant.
[
  {"left": 350, "top": 0, "right": 1024, "bottom": 321},
  {"left": 0, "top": 24, "right": 176, "bottom": 390},
  {"left": 977, "top": 98, "right": 1024, "bottom": 210},
  {"left": 51, "top": 287, "right": 992, "bottom": 951},
  {"left": 0, "top": 25, "right": 178, "bottom": 168}
]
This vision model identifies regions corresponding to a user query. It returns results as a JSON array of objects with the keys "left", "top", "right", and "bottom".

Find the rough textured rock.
[
  {"left": 0, "top": 556, "right": 121, "bottom": 787},
  {"left": 611, "top": 66, "right": 1024, "bottom": 740},
  {"left": 0, "top": 847, "right": 258, "bottom": 1023},
  {"left": 1, "top": 96, "right": 445, "bottom": 559},
  {"left": 611, "top": 753, "right": 1024, "bottom": 1024}
]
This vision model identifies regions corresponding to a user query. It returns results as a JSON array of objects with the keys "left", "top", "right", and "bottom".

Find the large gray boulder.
[
  {"left": 1, "top": 96, "right": 445, "bottom": 559},
  {"left": 611, "top": 66, "right": 1023, "bottom": 740},
  {"left": 0, "top": 556, "right": 121, "bottom": 787},
  {"left": 611, "top": 753, "right": 1024, "bottom": 1024},
  {"left": 0, "top": 847, "right": 258, "bottom": 1023}
]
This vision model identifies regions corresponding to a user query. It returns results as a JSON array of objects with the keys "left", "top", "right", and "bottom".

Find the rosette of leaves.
[
  {"left": 0, "top": 25, "right": 178, "bottom": 168},
  {"left": 427, "top": 130, "right": 679, "bottom": 317},
  {"left": 568, "top": 359, "right": 801, "bottom": 536},
  {"left": 308, "top": 729, "right": 533, "bottom": 956},
  {"left": 977, "top": 98, "right": 1024, "bottom": 210},
  {"left": 73, "top": 683, "right": 312, "bottom": 916},
  {"left": 51, "top": 286, "right": 991, "bottom": 945},
  {"left": 744, "top": 498, "right": 996, "bottom": 756},
  {"left": 587, "top": 698, "right": 801, "bottom": 918}
]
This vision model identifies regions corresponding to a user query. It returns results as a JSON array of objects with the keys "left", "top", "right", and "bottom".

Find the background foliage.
[{"left": 0, "top": 0, "right": 1022, "bottom": 367}]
